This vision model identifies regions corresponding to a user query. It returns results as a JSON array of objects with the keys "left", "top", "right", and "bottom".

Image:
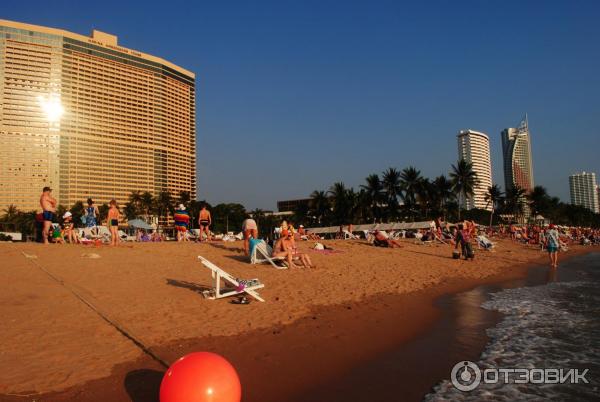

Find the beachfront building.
[
  {"left": 501, "top": 116, "right": 535, "bottom": 193},
  {"left": 502, "top": 115, "right": 534, "bottom": 220},
  {"left": 457, "top": 129, "right": 492, "bottom": 210},
  {"left": 0, "top": 19, "right": 196, "bottom": 212},
  {"left": 569, "top": 172, "right": 599, "bottom": 213}
]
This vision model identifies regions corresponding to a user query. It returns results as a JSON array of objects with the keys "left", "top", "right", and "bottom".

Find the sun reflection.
[{"left": 38, "top": 95, "right": 64, "bottom": 122}]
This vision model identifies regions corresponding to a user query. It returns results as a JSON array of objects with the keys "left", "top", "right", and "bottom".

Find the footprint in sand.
[{"left": 81, "top": 253, "right": 101, "bottom": 259}]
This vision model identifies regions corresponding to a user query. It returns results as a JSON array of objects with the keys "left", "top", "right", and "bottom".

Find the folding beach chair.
[
  {"left": 250, "top": 240, "right": 288, "bottom": 269},
  {"left": 343, "top": 230, "right": 359, "bottom": 240},
  {"left": 198, "top": 256, "right": 265, "bottom": 302}
]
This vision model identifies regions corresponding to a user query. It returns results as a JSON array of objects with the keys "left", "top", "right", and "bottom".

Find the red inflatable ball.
[{"left": 160, "top": 352, "right": 241, "bottom": 402}]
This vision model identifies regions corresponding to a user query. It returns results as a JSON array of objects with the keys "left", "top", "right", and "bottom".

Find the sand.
[{"left": 0, "top": 238, "right": 592, "bottom": 400}]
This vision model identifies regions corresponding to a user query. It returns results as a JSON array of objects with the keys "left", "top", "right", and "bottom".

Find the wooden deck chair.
[
  {"left": 198, "top": 256, "right": 265, "bottom": 302},
  {"left": 251, "top": 240, "right": 288, "bottom": 269}
]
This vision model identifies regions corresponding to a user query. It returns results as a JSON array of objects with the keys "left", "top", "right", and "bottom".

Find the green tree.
[
  {"left": 432, "top": 175, "right": 454, "bottom": 221},
  {"left": 400, "top": 166, "right": 423, "bottom": 219},
  {"left": 155, "top": 190, "right": 174, "bottom": 227},
  {"left": 98, "top": 203, "right": 109, "bottom": 223},
  {"left": 503, "top": 185, "right": 526, "bottom": 223},
  {"left": 360, "top": 174, "right": 384, "bottom": 223},
  {"left": 450, "top": 159, "right": 478, "bottom": 221},
  {"left": 1, "top": 204, "right": 19, "bottom": 222},
  {"left": 329, "top": 182, "right": 351, "bottom": 225},
  {"left": 382, "top": 167, "right": 402, "bottom": 221},
  {"left": 527, "top": 185, "right": 550, "bottom": 219},
  {"left": 309, "top": 190, "right": 330, "bottom": 225},
  {"left": 484, "top": 185, "right": 503, "bottom": 227},
  {"left": 140, "top": 191, "right": 155, "bottom": 219}
]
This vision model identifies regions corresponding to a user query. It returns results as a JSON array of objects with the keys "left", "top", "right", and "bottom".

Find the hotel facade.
[
  {"left": 457, "top": 129, "right": 493, "bottom": 210},
  {"left": 0, "top": 20, "right": 196, "bottom": 212},
  {"left": 569, "top": 172, "right": 599, "bottom": 214},
  {"left": 501, "top": 116, "right": 534, "bottom": 193}
]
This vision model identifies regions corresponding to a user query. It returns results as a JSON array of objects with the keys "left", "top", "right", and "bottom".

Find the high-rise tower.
[
  {"left": 501, "top": 115, "right": 535, "bottom": 193},
  {"left": 457, "top": 130, "right": 492, "bottom": 210},
  {"left": 0, "top": 20, "right": 196, "bottom": 211}
]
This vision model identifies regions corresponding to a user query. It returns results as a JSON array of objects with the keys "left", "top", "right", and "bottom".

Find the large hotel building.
[
  {"left": 569, "top": 172, "right": 599, "bottom": 214},
  {"left": 0, "top": 19, "right": 196, "bottom": 212},
  {"left": 501, "top": 116, "right": 534, "bottom": 193},
  {"left": 457, "top": 129, "right": 492, "bottom": 210}
]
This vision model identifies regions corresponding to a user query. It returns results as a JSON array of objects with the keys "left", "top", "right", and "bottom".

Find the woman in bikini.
[
  {"left": 273, "top": 230, "right": 316, "bottom": 268},
  {"left": 107, "top": 199, "right": 120, "bottom": 246}
]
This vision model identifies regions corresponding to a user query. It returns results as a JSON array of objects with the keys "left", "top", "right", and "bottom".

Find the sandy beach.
[{"left": 0, "top": 238, "right": 595, "bottom": 401}]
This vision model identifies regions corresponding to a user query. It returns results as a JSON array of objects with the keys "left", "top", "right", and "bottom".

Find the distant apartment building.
[
  {"left": 277, "top": 198, "right": 311, "bottom": 213},
  {"left": 501, "top": 116, "right": 535, "bottom": 193},
  {"left": 0, "top": 20, "right": 196, "bottom": 212},
  {"left": 457, "top": 129, "right": 492, "bottom": 210},
  {"left": 569, "top": 172, "right": 599, "bottom": 213}
]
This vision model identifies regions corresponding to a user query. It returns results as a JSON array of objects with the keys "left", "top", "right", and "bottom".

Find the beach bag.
[
  {"left": 452, "top": 249, "right": 460, "bottom": 259},
  {"left": 313, "top": 242, "right": 325, "bottom": 250}
]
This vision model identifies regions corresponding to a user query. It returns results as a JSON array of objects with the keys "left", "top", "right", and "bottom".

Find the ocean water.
[{"left": 425, "top": 253, "right": 600, "bottom": 402}]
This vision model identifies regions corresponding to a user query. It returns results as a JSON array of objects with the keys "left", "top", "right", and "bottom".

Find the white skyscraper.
[
  {"left": 569, "top": 172, "right": 599, "bottom": 213},
  {"left": 457, "top": 129, "right": 493, "bottom": 210}
]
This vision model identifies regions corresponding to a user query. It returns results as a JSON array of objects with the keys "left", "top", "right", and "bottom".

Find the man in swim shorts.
[
  {"left": 198, "top": 204, "right": 212, "bottom": 242},
  {"left": 39, "top": 186, "right": 57, "bottom": 244}
]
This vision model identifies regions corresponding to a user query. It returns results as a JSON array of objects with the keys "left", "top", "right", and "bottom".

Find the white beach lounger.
[
  {"left": 250, "top": 240, "right": 288, "bottom": 269},
  {"left": 476, "top": 235, "right": 495, "bottom": 250},
  {"left": 198, "top": 256, "right": 265, "bottom": 302}
]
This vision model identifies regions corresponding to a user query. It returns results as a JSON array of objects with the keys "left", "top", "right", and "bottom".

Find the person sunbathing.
[
  {"left": 373, "top": 230, "right": 403, "bottom": 248},
  {"left": 273, "top": 230, "right": 316, "bottom": 268}
]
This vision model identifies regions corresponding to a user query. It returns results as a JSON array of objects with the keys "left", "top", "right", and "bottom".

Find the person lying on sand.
[{"left": 373, "top": 230, "right": 403, "bottom": 248}]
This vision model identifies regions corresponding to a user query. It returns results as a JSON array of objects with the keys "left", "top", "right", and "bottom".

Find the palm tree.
[
  {"left": 1, "top": 204, "right": 19, "bottom": 222},
  {"left": 527, "top": 185, "right": 549, "bottom": 219},
  {"left": 360, "top": 174, "right": 384, "bottom": 223},
  {"left": 382, "top": 167, "right": 402, "bottom": 221},
  {"left": 328, "top": 182, "right": 350, "bottom": 225},
  {"left": 140, "top": 191, "right": 154, "bottom": 220},
  {"left": 155, "top": 190, "right": 174, "bottom": 227},
  {"left": 178, "top": 191, "right": 191, "bottom": 208},
  {"left": 484, "top": 185, "right": 503, "bottom": 227},
  {"left": 400, "top": 166, "right": 422, "bottom": 211},
  {"left": 432, "top": 175, "right": 454, "bottom": 220},
  {"left": 310, "top": 190, "right": 330, "bottom": 225},
  {"left": 504, "top": 185, "right": 526, "bottom": 223},
  {"left": 128, "top": 190, "right": 143, "bottom": 216},
  {"left": 415, "top": 178, "right": 434, "bottom": 219},
  {"left": 450, "top": 159, "right": 478, "bottom": 221}
]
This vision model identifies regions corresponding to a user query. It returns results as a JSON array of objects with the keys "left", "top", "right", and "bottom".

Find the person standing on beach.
[
  {"left": 107, "top": 199, "right": 120, "bottom": 246},
  {"left": 545, "top": 224, "right": 560, "bottom": 268},
  {"left": 39, "top": 186, "right": 57, "bottom": 244},
  {"left": 85, "top": 198, "right": 100, "bottom": 236},
  {"left": 242, "top": 216, "right": 258, "bottom": 255},
  {"left": 198, "top": 204, "right": 212, "bottom": 242},
  {"left": 174, "top": 204, "right": 190, "bottom": 242}
]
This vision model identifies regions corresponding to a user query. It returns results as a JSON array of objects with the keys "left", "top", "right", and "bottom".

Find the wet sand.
[{"left": 0, "top": 238, "right": 595, "bottom": 401}]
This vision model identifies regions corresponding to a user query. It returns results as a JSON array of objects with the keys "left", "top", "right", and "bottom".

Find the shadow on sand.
[
  {"left": 166, "top": 278, "right": 211, "bottom": 294},
  {"left": 124, "top": 369, "right": 163, "bottom": 402}
]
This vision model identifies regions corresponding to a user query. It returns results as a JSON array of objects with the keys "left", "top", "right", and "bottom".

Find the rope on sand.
[{"left": 21, "top": 252, "right": 170, "bottom": 369}]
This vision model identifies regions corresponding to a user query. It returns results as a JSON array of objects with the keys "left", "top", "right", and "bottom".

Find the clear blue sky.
[{"left": 2, "top": 0, "right": 599, "bottom": 210}]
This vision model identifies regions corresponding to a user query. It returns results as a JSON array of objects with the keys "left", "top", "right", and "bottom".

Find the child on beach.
[
  {"left": 62, "top": 211, "right": 80, "bottom": 244},
  {"left": 107, "top": 199, "right": 120, "bottom": 246}
]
